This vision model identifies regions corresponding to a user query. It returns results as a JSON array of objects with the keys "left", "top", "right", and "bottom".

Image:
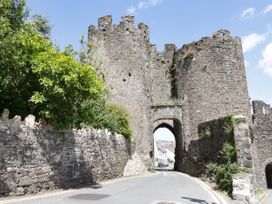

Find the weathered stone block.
[
  {"left": 1, "top": 109, "right": 9, "bottom": 121},
  {"left": 24, "top": 115, "right": 35, "bottom": 128},
  {"left": 16, "top": 187, "right": 25, "bottom": 196}
]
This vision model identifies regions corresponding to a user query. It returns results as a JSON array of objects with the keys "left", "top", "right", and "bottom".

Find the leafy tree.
[
  {"left": 29, "top": 37, "right": 104, "bottom": 129},
  {"left": 0, "top": 0, "right": 27, "bottom": 31},
  {"left": 0, "top": 0, "right": 32, "bottom": 116},
  {"left": 62, "top": 35, "right": 88, "bottom": 64},
  {"left": 31, "top": 14, "right": 51, "bottom": 39},
  {"left": 78, "top": 35, "right": 88, "bottom": 64},
  {"left": 63, "top": 44, "right": 77, "bottom": 58},
  {"left": 0, "top": 0, "right": 132, "bottom": 137}
]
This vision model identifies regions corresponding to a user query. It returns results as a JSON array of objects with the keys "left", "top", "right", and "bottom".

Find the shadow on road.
[
  {"left": 155, "top": 167, "right": 175, "bottom": 172},
  {"left": 155, "top": 169, "right": 173, "bottom": 172},
  {"left": 181, "top": 196, "right": 214, "bottom": 204},
  {"left": 69, "top": 193, "right": 110, "bottom": 201}
]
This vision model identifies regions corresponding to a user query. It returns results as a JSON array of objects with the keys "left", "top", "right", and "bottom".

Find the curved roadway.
[{"left": 3, "top": 171, "right": 224, "bottom": 204}]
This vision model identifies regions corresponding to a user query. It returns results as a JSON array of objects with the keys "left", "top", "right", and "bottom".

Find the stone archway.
[
  {"left": 153, "top": 123, "right": 175, "bottom": 170},
  {"left": 151, "top": 105, "right": 183, "bottom": 172},
  {"left": 153, "top": 119, "right": 183, "bottom": 171},
  {"left": 265, "top": 163, "right": 272, "bottom": 189}
]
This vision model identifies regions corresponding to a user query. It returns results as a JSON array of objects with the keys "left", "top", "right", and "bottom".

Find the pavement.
[
  {"left": 1, "top": 171, "right": 227, "bottom": 204},
  {"left": 262, "top": 189, "right": 272, "bottom": 204}
]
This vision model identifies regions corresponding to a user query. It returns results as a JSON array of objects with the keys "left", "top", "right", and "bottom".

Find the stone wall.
[
  {"left": 0, "top": 113, "right": 131, "bottom": 196},
  {"left": 252, "top": 100, "right": 272, "bottom": 188},
  {"left": 182, "top": 117, "right": 230, "bottom": 175},
  {"left": 181, "top": 115, "right": 253, "bottom": 176},
  {"left": 149, "top": 44, "right": 176, "bottom": 105},
  {"left": 232, "top": 173, "right": 257, "bottom": 204}
]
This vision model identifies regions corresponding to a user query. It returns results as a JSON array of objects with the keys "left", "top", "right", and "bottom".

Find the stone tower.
[
  {"left": 88, "top": 16, "right": 154, "bottom": 172},
  {"left": 175, "top": 29, "right": 251, "bottom": 142},
  {"left": 88, "top": 16, "right": 251, "bottom": 175}
]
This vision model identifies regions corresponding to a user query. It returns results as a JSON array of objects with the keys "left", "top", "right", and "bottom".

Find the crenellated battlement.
[
  {"left": 88, "top": 15, "right": 150, "bottom": 42},
  {"left": 138, "top": 22, "right": 149, "bottom": 41},
  {"left": 119, "top": 16, "right": 135, "bottom": 32},
  {"left": 212, "top": 29, "right": 231, "bottom": 38},
  {"left": 178, "top": 29, "right": 237, "bottom": 55},
  {"left": 98, "top": 15, "right": 112, "bottom": 31}
]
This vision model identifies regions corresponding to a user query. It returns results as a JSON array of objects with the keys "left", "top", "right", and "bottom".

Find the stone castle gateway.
[
  {"left": 88, "top": 15, "right": 251, "bottom": 174},
  {"left": 88, "top": 16, "right": 272, "bottom": 196},
  {"left": 1, "top": 15, "right": 272, "bottom": 202}
]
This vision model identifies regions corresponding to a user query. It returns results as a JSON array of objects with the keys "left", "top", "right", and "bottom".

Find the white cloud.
[
  {"left": 127, "top": 0, "right": 162, "bottom": 15},
  {"left": 259, "top": 42, "right": 272, "bottom": 76},
  {"left": 242, "top": 33, "right": 266, "bottom": 53},
  {"left": 241, "top": 8, "right": 255, "bottom": 19},
  {"left": 264, "top": 4, "right": 272, "bottom": 15},
  {"left": 126, "top": 6, "right": 136, "bottom": 15},
  {"left": 138, "top": 0, "right": 163, "bottom": 9}
]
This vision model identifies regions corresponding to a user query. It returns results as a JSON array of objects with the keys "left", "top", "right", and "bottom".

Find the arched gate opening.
[
  {"left": 153, "top": 119, "right": 183, "bottom": 171},
  {"left": 154, "top": 124, "right": 175, "bottom": 170}
]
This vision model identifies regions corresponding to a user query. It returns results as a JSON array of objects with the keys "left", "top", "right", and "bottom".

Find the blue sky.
[
  {"left": 26, "top": 0, "right": 272, "bottom": 105},
  {"left": 154, "top": 128, "right": 175, "bottom": 141}
]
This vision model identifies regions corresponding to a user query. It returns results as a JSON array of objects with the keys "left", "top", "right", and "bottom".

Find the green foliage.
[
  {"left": 182, "top": 53, "right": 194, "bottom": 71},
  {"left": 0, "top": 18, "right": 103, "bottom": 128},
  {"left": 206, "top": 142, "right": 245, "bottom": 196},
  {"left": 0, "top": 0, "right": 132, "bottom": 138},
  {"left": 78, "top": 35, "right": 88, "bottom": 64},
  {"left": 0, "top": 0, "right": 27, "bottom": 31},
  {"left": 0, "top": 10, "right": 35, "bottom": 116},
  {"left": 62, "top": 35, "right": 88, "bottom": 64},
  {"left": 104, "top": 104, "right": 132, "bottom": 139},
  {"left": 199, "top": 126, "right": 212, "bottom": 138},
  {"left": 30, "top": 14, "right": 51, "bottom": 39},
  {"left": 206, "top": 116, "right": 245, "bottom": 196},
  {"left": 256, "top": 187, "right": 265, "bottom": 196},
  {"left": 218, "top": 115, "right": 235, "bottom": 145},
  {"left": 79, "top": 101, "right": 132, "bottom": 139},
  {"left": 63, "top": 44, "right": 77, "bottom": 58},
  {"left": 30, "top": 43, "right": 104, "bottom": 129}
]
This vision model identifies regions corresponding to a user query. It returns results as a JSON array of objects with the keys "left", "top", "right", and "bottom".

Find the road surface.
[
  {"left": 263, "top": 189, "right": 272, "bottom": 204},
  {"left": 2, "top": 171, "right": 223, "bottom": 204}
]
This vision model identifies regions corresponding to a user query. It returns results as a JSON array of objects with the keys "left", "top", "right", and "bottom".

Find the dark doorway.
[{"left": 265, "top": 163, "right": 272, "bottom": 188}]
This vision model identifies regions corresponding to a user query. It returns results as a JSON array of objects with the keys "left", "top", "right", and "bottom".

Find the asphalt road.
[{"left": 2, "top": 171, "right": 223, "bottom": 204}]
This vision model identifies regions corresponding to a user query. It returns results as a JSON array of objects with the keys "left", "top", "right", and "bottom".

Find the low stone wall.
[
  {"left": 232, "top": 173, "right": 257, "bottom": 204},
  {"left": 0, "top": 113, "right": 131, "bottom": 196},
  {"left": 181, "top": 118, "right": 227, "bottom": 175},
  {"left": 183, "top": 116, "right": 254, "bottom": 176}
]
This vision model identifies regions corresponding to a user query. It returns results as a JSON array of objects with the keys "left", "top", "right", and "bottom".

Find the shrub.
[
  {"left": 79, "top": 101, "right": 132, "bottom": 139},
  {"left": 104, "top": 104, "right": 132, "bottom": 139},
  {"left": 206, "top": 143, "right": 245, "bottom": 196}
]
